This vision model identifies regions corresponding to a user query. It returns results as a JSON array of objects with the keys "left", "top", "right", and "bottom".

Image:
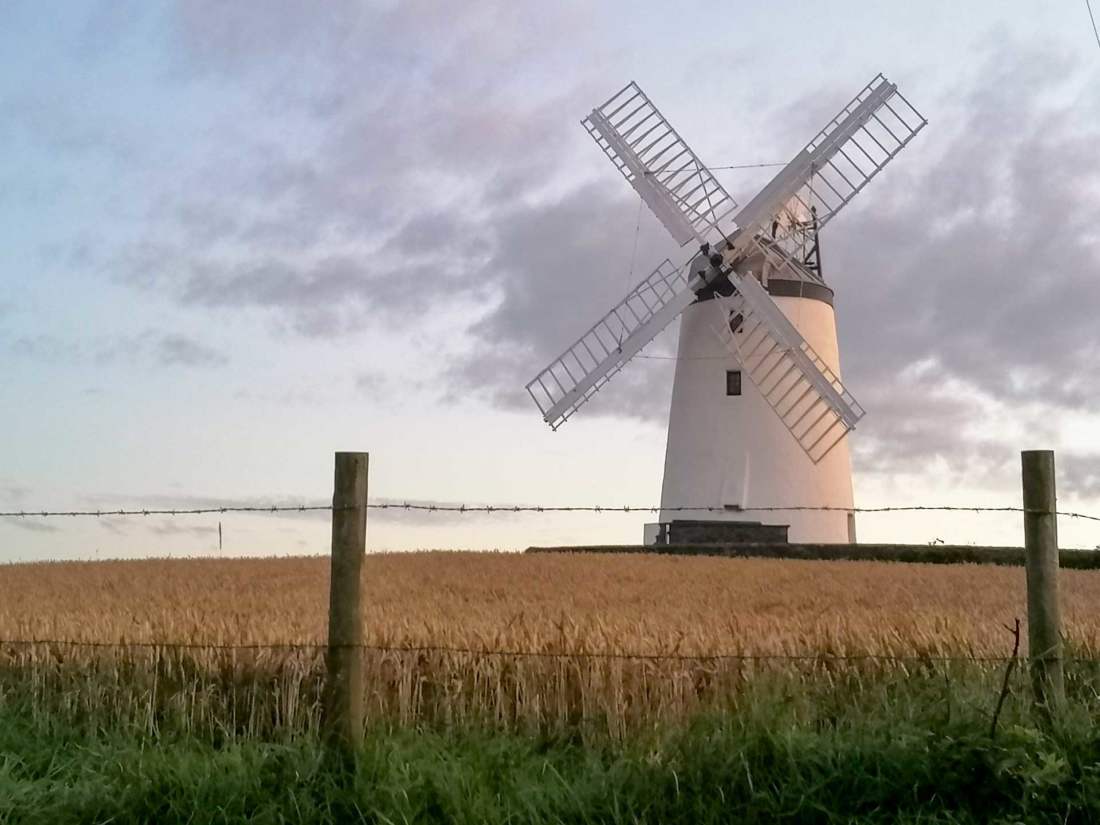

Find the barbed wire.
[
  {"left": 1, "top": 503, "right": 1098, "bottom": 522},
  {"left": 2, "top": 636, "right": 1094, "bottom": 664},
  {"left": 366, "top": 504, "right": 1100, "bottom": 522},
  {"left": 0, "top": 505, "right": 338, "bottom": 518}
]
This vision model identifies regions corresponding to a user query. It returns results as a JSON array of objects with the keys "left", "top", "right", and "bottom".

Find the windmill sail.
[
  {"left": 526, "top": 259, "right": 696, "bottom": 429},
  {"left": 711, "top": 271, "right": 864, "bottom": 463},
  {"left": 583, "top": 82, "right": 738, "bottom": 248},
  {"left": 734, "top": 75, "right": 926, "bottom": 274}
]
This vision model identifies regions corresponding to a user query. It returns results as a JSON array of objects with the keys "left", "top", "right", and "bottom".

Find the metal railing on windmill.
[{"left": 526, "top": 75, "right": 927, "bottom": 548}]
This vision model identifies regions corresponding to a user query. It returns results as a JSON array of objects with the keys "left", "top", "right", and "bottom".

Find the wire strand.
[
  {"left": 2, "top": 504, "right": 1098, "bottom": 521},
  {"left": 1088, "top": 0, "right": 1100, "bottom": 51},
  {"left": 0, "top": 503, "right": 1095, "bottom": 523},
  {"left": 3, "top": 636, "right": 1095, "bottom": 664},
  {"left": 0, "top": 505, "right": 339, "bottom": 518},
  {"left": 651, "top": 161, "right": 787, "bottom": 177}
]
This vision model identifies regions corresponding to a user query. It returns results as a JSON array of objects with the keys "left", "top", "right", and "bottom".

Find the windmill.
[{"left": 526, "top": 75, "right": 926, "bottom": 544}]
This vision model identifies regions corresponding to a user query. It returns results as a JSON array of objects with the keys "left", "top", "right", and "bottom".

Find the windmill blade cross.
[{"left": 528, "top": 74, "right": 925, "bottom": 459}]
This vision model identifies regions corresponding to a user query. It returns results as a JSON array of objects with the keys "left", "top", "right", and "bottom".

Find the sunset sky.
[{"left": 2, "top": 1, "right": 1099, "bottom": 561}]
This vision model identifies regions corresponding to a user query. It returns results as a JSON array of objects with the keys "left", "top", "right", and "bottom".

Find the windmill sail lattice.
[
  {"left": 583, "top": 82, "right": 738, "bottom": 248},
  {"left": 711, "top": 272, "right": 864, "bottom": 463},
  {"left": 735, "top": 75, "right": 926, "bottom": 279},
  {"left": 526, "top": 259, "right": 695, "bottom": 429}
]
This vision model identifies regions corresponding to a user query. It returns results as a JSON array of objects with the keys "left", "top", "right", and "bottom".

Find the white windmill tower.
[{"left": 526, "top": 75, "right": 926, "bottom": 544}]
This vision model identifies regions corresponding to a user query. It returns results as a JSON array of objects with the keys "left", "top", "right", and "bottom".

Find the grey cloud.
[
  {"left": 156, "top": 334, "right": 228, "bottom": 367},
  {"left": 1, "top": 518, "right": 60, "bottom": 534},
  {"left": 0, "top": 485, "right": 31, "bottom": 504},
  {"left": 449, "top": 182, "right": 680, "bottom": 420},
  {"left": 1062, "top": 455, "right": 1100, "bottom": 501},
  {"left": 107, "top": 1, "right": 600, "bottom": 342},
  {"left": 232, "top": 387, "right": 324, "bottom": 405},
  {"left": 97, "top": 518, "right": 130, "bottom": 536},
  {"left": 96, "top": 331, "right": 229, "bottom": 369},
  {"left": 354, "top": 371, "right": 389, "bottom": 396},
  {"left": 0, "top": 94, "right": 139, "bottom": 164},
  {"left": 383, "top": 211, "right": 490, "bottom": 258},
  {"left": 848, "top": 376, "right": 1024, "bottom": 480},
  {"left": 824, "top": 45, "right": 1100, "bottom": 472},
  {"left": 6, "top": 331, "right": 226, "bottom": 370},
  {"left": 146, "top": 520, "right": 219, "bottom": 538},
  {"left": 9, "top": 335, "right": 80, "bottom": 363},
  {"left": 173, "top": 253, "right": 485, "bottom": 339}
]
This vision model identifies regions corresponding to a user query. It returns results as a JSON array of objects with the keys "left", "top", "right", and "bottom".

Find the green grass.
[{"left": 2, "top": 667, "right": 1100, "bottom": 824}]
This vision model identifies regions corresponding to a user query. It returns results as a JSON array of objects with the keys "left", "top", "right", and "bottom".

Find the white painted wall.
[{"left": 657, "top": 289, "right": 855, "bottom": 542}]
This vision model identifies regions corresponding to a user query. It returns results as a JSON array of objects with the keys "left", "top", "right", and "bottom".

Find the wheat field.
[{"left": 3, "top": 551, "right": 1100, "bottom": 737}]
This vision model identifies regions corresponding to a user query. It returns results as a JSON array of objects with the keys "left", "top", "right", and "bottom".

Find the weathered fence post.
[
  {"left": 1021, "top": 449, "right": 1064, "bottom": 716},
  {"left": 323, "top": 451, "right": 369, "bottom": 753}
]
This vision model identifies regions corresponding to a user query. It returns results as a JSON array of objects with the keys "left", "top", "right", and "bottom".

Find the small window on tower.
[{"left": 726, "top": 370, "right": 741, "bottom": 396}]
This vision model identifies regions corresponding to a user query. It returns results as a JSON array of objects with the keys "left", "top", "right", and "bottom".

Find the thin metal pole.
[
  {"left": 1021, "top": 450, "right": 1064, "bottom": 717},
  {"left": 323, "top": 452, "right": 369, "bottom": 753}
]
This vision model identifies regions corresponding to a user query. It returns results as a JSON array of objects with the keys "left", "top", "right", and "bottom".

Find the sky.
[{"left": 1, "top": 0, "right": 1099, "bottom": 561}]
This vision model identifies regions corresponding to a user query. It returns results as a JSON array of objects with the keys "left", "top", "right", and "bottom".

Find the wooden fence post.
[
  {"left": 323, "top": 451, "right": 369, "bottom": 753},
  {"left": 1021, "top": 449, "right": 1064, "bottom": 716}
]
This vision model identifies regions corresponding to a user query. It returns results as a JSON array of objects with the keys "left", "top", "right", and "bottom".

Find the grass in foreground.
[{"left": 2, "top": 670, "right": 1100, "bottom": 824}]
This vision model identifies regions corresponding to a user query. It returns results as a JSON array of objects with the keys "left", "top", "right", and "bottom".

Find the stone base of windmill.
[{"left": 643, "top": 519, "right": 790, "bottom": 546}]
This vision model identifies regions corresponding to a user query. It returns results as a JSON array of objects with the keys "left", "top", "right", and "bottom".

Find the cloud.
[
  {"left": 97, "top": 518, "right": 130, "bottom": 536},
  {"left": 1062, "top": 455, "right": 1100, "bottom": 501},
  {"left": 449, "top": 182, "right": 680, "bottom": 419},
  {"left": 6, "top": 331, "right": 227, "bottom": 369},
  {"left": 73, "top": 7, "right": 1100, "bottom": 489},
  {"left": 1, "top": 518, "right": 60, "bottom": 534},
  {"left": 827, "top": 44, "right": 1100, "bottom": 474},
  {"left": 145, "top": 520, "right": 218, "bottom": 538},
  {"left": 107, "top": 0, "right": 601, "bottom": 346},
  {"left": 175, "top": 255, "right": 445, "bottom": 339},
  {"left": 0, "top": 485, "right": 31, "bottom": 504},
  {"left": 154, "top": 333, "right": 228, "bottom": 367},
  {"left": 8, "top": 335, "right": 80, "bottom": 363}
]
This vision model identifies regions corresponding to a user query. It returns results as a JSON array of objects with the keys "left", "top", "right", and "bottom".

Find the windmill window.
[{"left": 726, "top": 370, "right": 742, "bottom": 396}]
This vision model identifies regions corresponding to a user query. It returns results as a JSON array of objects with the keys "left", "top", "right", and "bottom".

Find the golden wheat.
[{"left": 2, "top": 552, "right": 1098, "bottom": 736}]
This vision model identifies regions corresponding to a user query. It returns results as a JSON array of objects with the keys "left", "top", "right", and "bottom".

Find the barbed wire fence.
[
  {"left": 2, "top": 503, "right": 1099, "bottom": 521},
  {"left": 0, "top": 635, "right": 1092, "bottom": 665},
  {"left": 0, "top": 450, "right": 1094, "bottom": 742}
]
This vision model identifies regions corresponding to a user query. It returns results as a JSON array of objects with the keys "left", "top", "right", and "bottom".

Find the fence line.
[
  {"left": 2, "top": 503, "right": 1099, "bottom": 522},
  {"left": 0, "top": 451, "right": 1087, "bottom": 736},
  {"left": 1, "top": 636, "right": 1094, "bottom": 664}
]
